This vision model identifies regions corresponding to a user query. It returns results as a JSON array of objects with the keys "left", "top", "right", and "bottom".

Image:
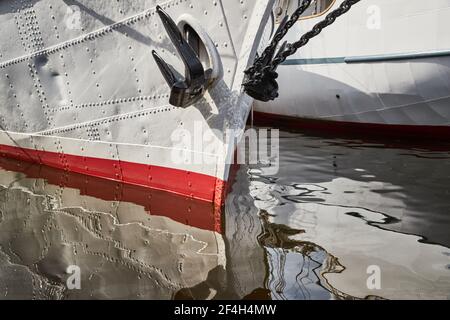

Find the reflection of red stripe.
[
  {"left": 0, "top": 143, "right": 226, "bottom": 207},
  {"left": 0, "top": 156, "right": 223, "bottom": 233},
  {"left": 253, "top": 111, "right": 450, "bottom": 141}
]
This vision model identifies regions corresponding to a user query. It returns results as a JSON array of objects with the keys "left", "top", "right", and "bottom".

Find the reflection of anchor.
[{"left": 152, "top": 6, "right": 211, "bottom": 108}]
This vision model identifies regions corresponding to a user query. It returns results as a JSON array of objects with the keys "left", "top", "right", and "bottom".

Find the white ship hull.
[
  {"left": 0, "top": 0, "right": 274, "bottom": 206},
  {"left": 255, "top": 0, "right": 450, "bottom": 138}
]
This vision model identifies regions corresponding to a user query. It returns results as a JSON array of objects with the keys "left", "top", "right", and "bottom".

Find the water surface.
[{"left": 0, "top": 130, "right": 449, "bottom": 300}]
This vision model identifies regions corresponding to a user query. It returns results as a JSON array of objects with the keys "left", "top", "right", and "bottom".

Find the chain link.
[
  {"left": 269, "top": 0, "right": 361, "bottom": 71},
  {"left": 245, "top": 0, "right": 313, "bottom": 77},
  {"left": 245, "top": 0, "right": 361, "bottom": 87}
]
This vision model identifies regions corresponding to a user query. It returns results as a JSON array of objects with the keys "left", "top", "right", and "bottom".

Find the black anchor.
[{"left": 152, "top": 6, "right": 211, "bottom": 108}]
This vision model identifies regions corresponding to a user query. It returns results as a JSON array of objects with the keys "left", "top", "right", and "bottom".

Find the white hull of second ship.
[
  {"left": 0, "top": 0, "right": 274, "bottom": 207},
  {"left": 255, "top": 0, "right": 450, "bottom": 138}
]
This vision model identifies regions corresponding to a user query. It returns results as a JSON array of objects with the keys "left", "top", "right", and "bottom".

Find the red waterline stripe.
[
  {"left": 0, "top": 143, "right": 227, "bottom": 206},
  {"left": 253, "top": 111, "right": 450, "bottom": 141},
  {"left": 0, "top": 157, "right": 223, "bottom": 233}
]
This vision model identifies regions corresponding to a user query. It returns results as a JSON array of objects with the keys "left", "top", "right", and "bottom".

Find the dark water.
[{"left": 1, "top": 130, "right": 450, "bottom": 300}]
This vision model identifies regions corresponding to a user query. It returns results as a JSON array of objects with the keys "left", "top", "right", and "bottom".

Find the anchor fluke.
[
  {"left": 152, "top": 6, "right": 210, "bottom": 108},
  {"left": 152, "top": 50, "right": 178, "bottom": 87}
]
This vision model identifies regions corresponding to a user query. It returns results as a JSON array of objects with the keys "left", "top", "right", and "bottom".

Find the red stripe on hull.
[
  {"left": 0, "top": 144, "right": 227, "bottom": 208},
  {"left": 253, "top": 111, "right": 450, "bottom": 141},
  {"left": 0, "top": 157, "right": 223, "bottom": 233}
]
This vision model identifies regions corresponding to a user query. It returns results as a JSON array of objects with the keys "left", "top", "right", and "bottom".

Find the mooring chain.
[
  {"left": 270, "top": 0, "right": 361, "bottom": 72},
  {"left": 244, "top": 0, "right": 362, "bottom": 102},
  {"left": 245, "top": 0, "right": 313, "bottom": 77}
]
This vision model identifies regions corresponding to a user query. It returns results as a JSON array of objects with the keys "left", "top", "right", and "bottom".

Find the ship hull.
[
  {"left": 254, "top": 0, "right": 450, "bottom": 139},
  {"left": 0, "top": 0, "right": 274, "bottom": 205}
]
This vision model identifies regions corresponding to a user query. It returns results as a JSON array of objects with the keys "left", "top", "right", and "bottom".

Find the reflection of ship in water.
[
  {"left": 0, "top": 157, "right": 355, "bottom": 300},
  {"left": 223, "top": 168, "right": 357, "bottom": 300},
  {"left": 0, "top": 157, "right": 225, "bottom": 299},
  {"left": 255, "top": 131, "right": 450, "bottom": 247},
  {"left": 248, "top": 131, "right": 450, "bottom": 300},
  {"left": 2, "top": 136, "right": 449, "bottom": 300},
  {"left": 257, "top": 211, "right": 352, "bottom": 300}
]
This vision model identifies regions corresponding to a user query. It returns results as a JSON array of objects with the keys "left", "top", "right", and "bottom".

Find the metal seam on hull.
[
  {"left": 282, "top": 49, "right": 450, "bottom": 65},
  {"left": 318, "top": 94, "right": 450, "bottom": 119},
  {"left": 47, "top": 94, "right": 170, "bottom": 113},
  {"left": 35, "top": 93, "right": 234, "bottom": 136},
  {"left": 46, "top": 5, "right": 76, "bottom": 113},
  {"left": 216, "top": 0, "right": 239, "bottom": 88},
  {"left": 35, "top": 105, "right": 176, "bottom": 136},
  {"left": 0, "top": 0, "right": 175, "bottom": 69},
  {"left": 0, "top": 130, "right": 221, "bottom": 159},
  {"left": 46, "top": 90, "right": 231, "bottom": 118}
]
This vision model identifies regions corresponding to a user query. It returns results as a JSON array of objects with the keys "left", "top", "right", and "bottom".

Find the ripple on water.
[
  {"left": 241, "top": 130, "right": 450, "bottom": 299},
  {"left": 0, "top": 130, "right": 449, "bottom": 300}
]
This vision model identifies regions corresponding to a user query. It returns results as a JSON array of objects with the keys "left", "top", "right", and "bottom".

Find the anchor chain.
[
  {"left": 246, "top": 0, "right": 313, "bottom": 78},
  {"left": 244, "top": 0, "right": 361, "bottom": 102}
]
